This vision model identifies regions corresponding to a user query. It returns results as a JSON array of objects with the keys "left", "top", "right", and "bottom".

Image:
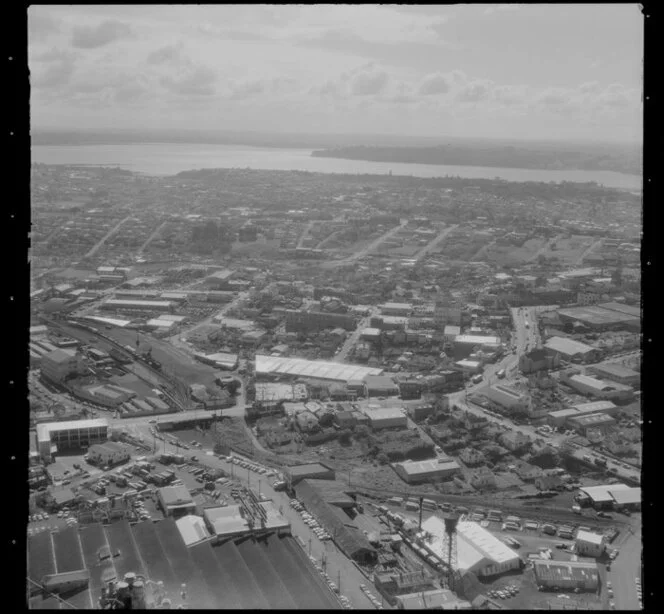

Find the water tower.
[{"left": 442, "top": 512, "right": 459, "bottom": 591}]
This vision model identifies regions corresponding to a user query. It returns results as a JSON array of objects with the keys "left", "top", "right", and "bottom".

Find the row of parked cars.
[
  {"left": 359, "top": 584, "right": 383, "bottom": 609},
  {"left": 229, "top": 456, "right": 275, "bottom": 477},
  {"left": 307, "top": 554, "right": 352, "bottom": 609},
  {"left": 487, "top": 585, "right": 520, "bottom": 600},
  {"left": 290, "top": 499, "right": 332, "bottom": 541}
]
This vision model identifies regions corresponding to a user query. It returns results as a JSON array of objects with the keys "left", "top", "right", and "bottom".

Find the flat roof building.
[
  {"left": 363, "top": 407, "right": 407, "bottom": 430},
  {"left": 101, "top": 299, "right": 174, "bottom": 312},
  {"left": 565, "top": 374, "right": 633, "bottom": 401},
  {"left": 37, "top": 418, "right": 109, "bottom": 462},
  {"left": 285, "top": 462, "right": 336, "bottom": 486},
  {"left": 393, "top": 459, "right": 460, "bottom": 484},
  {"left": 157, "top": 485, "right": 195, "bottom": 518},
  {"left": 255, "top": 355, "right": 383, "bottom": 384},
  {"left": 587, "top": 363, "right": 640, "bottom": 386}
]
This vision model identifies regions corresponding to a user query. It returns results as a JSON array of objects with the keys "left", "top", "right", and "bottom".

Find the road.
[
  {"left": 137, "top": 221, "right": 168, "bottom": 255},
  {"left": 82, "top": 215, "right": 135, "bottom": 260},
  {"left": 334, "top": 307, "right": 380, "bottom": 363},
  {"left": 413, "top": 224, "right": 460, "bottom": 262},
  {"left": 574, "top": 238, "right": 605, "bottom": 267},
  {"left": 296, "top": 221, "right": 316, "bottom": 249},
  {"left": 469, "top": 237, "right": 498, "bottom": 262},
  {"left": 528, "top": 234, "right": 564, "bottom": 263},
  {"left": 608, "top": 518, "right": 642, "bottom": 610},
  {"left": 334, "top": 220, "right": 408, "bottom": 266}
]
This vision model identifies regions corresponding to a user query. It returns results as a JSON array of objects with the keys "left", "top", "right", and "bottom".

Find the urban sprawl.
[{"left": 28, "top": 164, "right": 642, "bottom": 610}]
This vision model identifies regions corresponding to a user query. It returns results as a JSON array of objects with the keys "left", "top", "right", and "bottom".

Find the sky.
[{"left": 29, "top": 4, "right": 644, "bottom": 143}]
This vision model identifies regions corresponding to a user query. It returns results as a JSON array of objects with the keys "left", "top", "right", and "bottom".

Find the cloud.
[
  {"left": 71, "top": 20, "right": 133, "bottom": 49},
  {"left": 31, "top": 52, "right": 77, "bottom": 89},
  {"left": 457, "top": 80, "right": 493, "bottom": 102},
  {"left": 147, "top": 42, "right": 185, "bottom": 65},
  {"left": 28, "top": 10, "right": 61, "bottom": 41},
  {"left": 229, "top": 79, "right": 266, "bottom": 100},
  {"left": 349, "top": 67, "right": 389, "bottom": 96},
  {"left": 418, "top": 73, "right": 453, "bottom": 96},
  {"left": 114, "top": 81, "right": 148, "bottom": 104},
  {"left": 160, "top": 66, "right": 217, "bottom": 97},
  {"left": 535, "top": 88, "right": 571, "bottom": 106}
]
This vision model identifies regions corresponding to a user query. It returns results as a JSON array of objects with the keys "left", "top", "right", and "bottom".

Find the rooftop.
[
  {"left": 204, "top": 505, "right": 249, "bottom": 536},
  {"left": 394, "top": 459, "right": 460, "bottom": 476},
  {"left": 175, "top": 514, "right": 212, "bottom": 546},
  {"left": 544, "top": 336, "right": 597, "bottom": 355},
  {"left": 576, "top": 530, "right": 604, "bottom": 545},
  {"left": 255, "top": 354, "right": 383, "bottom": 383},
  {"left": 159, "top": 485, "right": 193, "bottom": 507}
]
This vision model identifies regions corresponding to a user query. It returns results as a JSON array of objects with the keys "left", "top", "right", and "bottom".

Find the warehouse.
[
  {"left": 393, "top": 459, "right": 461, "bottom": 484},
  {"left": 146, "top": 318, "right": 176, "bottom": 331},
  {"left": 543, "top": 336, "right": 601, "bottom": 363},
  {"left": 567, "top": 413, "right": 616, "bottom": 436},
  {"left": 360, "top": 327, "right": 382, "bottom": 341},
  {"left": 156, "top": 314, "right": 188, "bottom": 323},
  {"left": 364, "top": 375, "right": 400, "bottom": 398},
  {"left": 453, "top": 359, "right": 482, "bottom": 374},
  {"left": 396, "top": 589, "right": 471, "bottom": 610},
  {"left": 175, "top": 514, "right": 212, "bottom": 547},
  {"left": 608, "top": 486, "right": 641, "bottom": 511},
  {"left": 380, "top": 302, "right": 413, "bottom": 317},
  {"left": 193, "top": 351, "right": 239, "bottom": 370},
  {"left": 157, "top": 485, "right": 196, "bottom": 518},
  {"left": 37, "top": 418, "right": 109, "bottom": 462},
  {"left": 255, "top": 354, "right": 383, "bottom": 384},
  {"left": 556, "top": 305, "right": 638, "bottom": 331},
  {"left": 205, "top": 269, "right": 235, "bottom": 287},
  {"left": 101, "top": 299, "right": 174, "bottom": 313},
  {"left": 575, "top": 531, "right": 605, "bottom": 558},
  {"left": 284, "top": 462, "right": 335, "bottom": 486},
  {"left": 564, "top": 373, "right": 634, "bottom": 401},
  {"left": 84, "top": 315, "right": 132, "bottom": 328},
  {"left": 483, "top": 384, "right": 529, "bottom": 413},
  {"left": 453, "top": 334, "right": 502, "bottom": 359},
  {"left": 421, "top": 517, "right": 521, "bottom": 577},
  {"left": 587, "top": 363, "right": 640, "bottom": 387},
  {"left": 533, "top": 560, "right": 599, "bottom": 592},
  {"left": 363, "top": 407, "right": 407, "bottom": 430},
  {"left": 546, "top": 400, "right": 619, "bottom": 428},
  {"left": 577, "top": 484, "right": 631, "bottom": 510},
  {"left": 145, "top": 396, "right": 170, "bottom": 412}
]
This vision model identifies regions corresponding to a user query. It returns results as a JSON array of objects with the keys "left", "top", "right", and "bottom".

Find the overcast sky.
[{"left": 29, "top": 4, "right": 643, "bottom": 143}]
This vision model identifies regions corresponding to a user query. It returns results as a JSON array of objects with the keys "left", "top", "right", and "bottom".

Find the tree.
[
  {"left": 376, "top": 452, "right": 390, "bottom": 465},
  {"left": 338, "top": 429, "right": 352, "bottom": 445}
]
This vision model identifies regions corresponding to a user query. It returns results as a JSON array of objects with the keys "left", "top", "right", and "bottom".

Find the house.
[
  {"left": 469, "top": 467, "right": 496, "bottom": 489},
  {"left": 535, "top": 475, "right": 562, "bottom": 491},
  {"left": 498, "top": 431, "right": 531, "bottom": 452},
  {"left": 295, "top": 410, "right": 320, "bottom": 432},
  {"left": 334, "top": 410, "right": 356, "bottom": 429},
  {"left": 513, "top": 461, "right": 543, "bottom": 482},
  {"left": 459, "top": 448, "right": 486, "bottom": 467}
]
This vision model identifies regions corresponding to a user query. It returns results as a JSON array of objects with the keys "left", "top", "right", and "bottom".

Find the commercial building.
[
  {"left": 576, "top": 484, "right": 631, "bottom": 510},
  {"left": 575, "top": 531, "right": 605, "bottom": 558},
  {"left": 86, "top": 442, "right": 130, "bottom": 467},
  {"left": 421, "top": 517, "right": 521, "bottom": 577},
  {"left": 564, "top": 373, "right": 634, "bottom": 401},
  {"left": 532, "top": 560, "right": 599, "bottom": 591},
  {"left": 453, "top": 359, "right": 482, "bottom": 374},
  {"left": 380, "top": 302, "right": 414, "bottom": 317},
  {"left": 157, "top": 485, "right": 196, "bottom": 518},
  {"left": 363, "top": 407, "right": 407, "bottom": 430},
  {"left": 543, "top": 337, "right": 601, "bottom": 363},
  {"left": 364, "top": 375, "right": 400, "bottom": 397},
  {"left": 360, "top": 327, "right": 382, "bottom": 341},
  {"left": 587, "top": 363, "right": 640, "bottom": 387},
  {"left": 567, "top": 413, "right": 616, "bottom": 436},
  {"left": 556, "top": 305, "right": 638, "bottom": 331},
  {"left": 40, "top": 349, "right": 87, "bottom": 383},
  {"left": 146, "top": 318, "right": 175, "bottom": 331},
  {"left": 284, "top": 309, "right": 356, "bottom": 333},
  {"left": 393, "top": 459, "right": 461, "bottom": 484},
  {"left": 204, "top": 269, "right": 235, "bottom": 287},
  {"left": 101, "top": 299, "right": 174, "bottom": 313},
  {"left": 37, "top": 418, "right": 109, "bottom": 462},
  {"left": 453, "top": 335, "right": 502, "bottom": 359},
  {"left": 608, "top": 486, "right": 641, "bottom": 511},
  {"left": 255, "top": 354, "right": 382, "bottom": 384},
  {"left": 443, "top": 325, "right": 461, "bottom": 341},
  {"left": 483, "top": 384, "right": 529, "bottom": 413}
]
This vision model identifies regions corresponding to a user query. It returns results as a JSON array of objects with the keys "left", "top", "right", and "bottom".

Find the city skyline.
[{"left": 29, "top": 4, "right": 643, "bottom": 143}]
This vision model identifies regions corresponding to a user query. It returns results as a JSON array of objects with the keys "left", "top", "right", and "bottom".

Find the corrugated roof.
[
  {"left": 609, "top": 487, "right": 641, "bottom": 505},
  {"left": 544, "top": 336, "right": 596, "bottom": 355},
  {"left": 255, "top": 354, "right": 383, "bottom": 383}
]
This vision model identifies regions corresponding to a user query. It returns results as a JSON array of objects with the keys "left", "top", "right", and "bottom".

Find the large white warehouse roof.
[{"left": 255, "top": 354, "right": 383, "bottom": 383}]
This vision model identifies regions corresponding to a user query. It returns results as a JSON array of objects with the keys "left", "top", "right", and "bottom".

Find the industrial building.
[
  {"left": 393, "top": 459, "right": 461, "bottom": 484},
  {"left": 608, "top": 486, "right": 641, "bottom": 511},
  {"left": 576, "top": 484, "right": 631, "bottom": 510},
  {"left": 483, "top": 384, "right": 529, "bottom": 413},
  {"left": 543, "top": 336, "right": 601, "bottom": 363},
  {"left": 284, "top": 309, "right": 356, "bottom": 333},
  {"left": 40, "top": 348, "right": 87, "bottom": 383},
  {"left": 255, "top": 354, "right": 383, "bottom": 384},
  {"left": 587, "top": 363, "right": 640, "bottom": 387},
  {"left": 556, "top": 305, "right": 639, "bottom": 331},
  {"left": 380, "top": 302, "right": 414, "bottom": 317},
  {"left": 360, "top": 327, "right": 382, "bottom": 341},
  {"left": 421, "top": 517, "right": 521, "bottom": 577},
  {"left": 193, "top": 351, "right": 239, "bottom": 370},
  {"left": 27, "top": 519, "right": 340, "bottom": 610},
  {"left": 363, "top": 407, "right": 408, "bottom": 430},
  {"left": 364, "top": 375, "right": 400, "bottom": 397},
  {"left": 205, "top": 269, "right": 235, "bottom": 287},
  {"left": 575, "top": 531, "right": 605, "bottom": 558},
  {"left": 395, "top": 589, "right": 471, "bottom": 610},
  {"left": 567, "top": 413, "right": 616, "bottom": 436},
  {"left": 519, "top": 348, "right": 561, "bottom": 374},
  {"left": 284, "top": 462, "right": 336, "bottom": 486},
  {"left": 547, "top": 400, "right": 618, "bottom": 428},
  {"left": 101, "top": 299, "right": 175, "bottom": 313},
  {"left": 564, "top": 373, "right": 634, "bottom": 401},
  {"left": 157, "top": 485, "right": 196, "bottom": 518},
  {"left": 174, "top": 515, "right": 212, "bottom": 547},
  {"left": 37, "top": 418, "right": 109, "bottom": 462},
  {"left": 532, "top": 560, "right": 599, "bottom": 592}
]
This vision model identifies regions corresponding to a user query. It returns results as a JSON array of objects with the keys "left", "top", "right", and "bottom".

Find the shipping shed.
[
  {"left": 578, "top": 484, "right": 630, "bottom": 509},
  {"left": 544, "top": 336, "right": 600, "bottom": 362},
  {"left": 285, "top": 462, "right": 335, "bottom": 485},
  {"left": 421, "top": 517, "right": 520, "bottom": 577},
  {"left": 295, "top": 479, "right": 355, "bottom": 509},
  {"left": 256, "top": 354, "right": 383, "bottom": 383},
  {"left": 609, "top": 487, "right": 641, "bottom": 510},
  {"left": 295, "top": 480, "right": 376, "bottom": 563},
  {"left": 176, "top": 515, "right": 212, "bottom": 547},
  {"left": 533, "top": 560, "right": 599, "bottom": 591}
]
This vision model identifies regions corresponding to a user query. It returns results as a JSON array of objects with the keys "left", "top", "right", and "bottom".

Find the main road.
[
  {"left": 413, "top": 224, "right": 460, "bottom": 263},
  {"left": 328, "top": 220, "right": 408, "bottom": 267}
]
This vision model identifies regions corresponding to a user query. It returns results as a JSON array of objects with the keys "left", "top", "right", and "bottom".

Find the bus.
[{"left": 496, "top": 369, "right": 506, "bottom": 379}]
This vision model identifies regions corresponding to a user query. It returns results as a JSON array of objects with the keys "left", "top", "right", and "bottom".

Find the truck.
[{"left": 471, "top": 374, "right": 483, "bottom": 384}]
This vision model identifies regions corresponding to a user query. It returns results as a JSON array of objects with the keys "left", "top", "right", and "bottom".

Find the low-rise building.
[
  {"left": 543, "top": 336, "right": 601, "bottom": 363},
  {"left": 586, "top": 363, "right": 640, "bottom": 387},
  {"left": 364, "top": 407, "right": 408, "bottom": 430},
  {"left": 157, "top": 485, "right": 196, "bottom": 518},
  {"left": 86, "top": 442, "right": 130, "bottom": 467},
  {"left": 393, "top": 459, "right": 460, "bottom": 484},
  {"left": 533, "top": 560, "right": 599, "bottom": 591},
  {"left": 567, "top": 413, "right": 616, "bottom": 436},
  {"left": 40, "top": 349, "right": 87, "bottom": 383},
  {"left": 564, "top": 373, "right": 634, "bottom": 402},
  {"left": 575, "top": 530, "right": 605, "bottom": 558},
  {"left": 37, "top": 418, "right": 109, "bottom": 462},
  {"left": 484, "top": 384, "right": 529, "bottom": 413},
  {"left": 519, "top": 348, "right": 561, "bottom": 374}
]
